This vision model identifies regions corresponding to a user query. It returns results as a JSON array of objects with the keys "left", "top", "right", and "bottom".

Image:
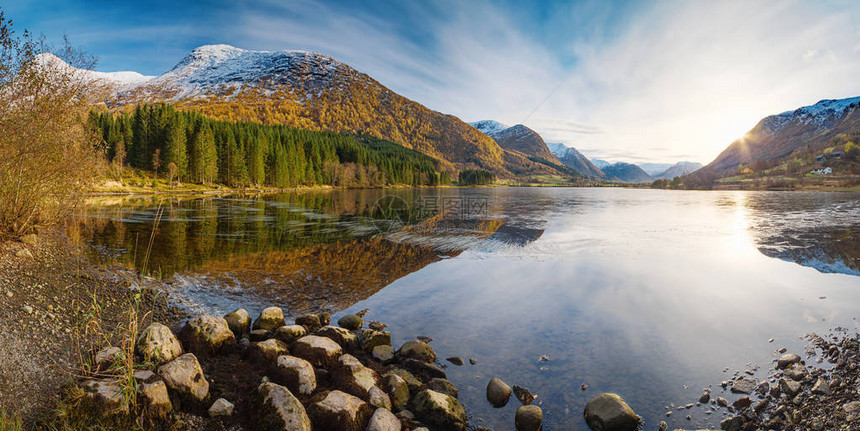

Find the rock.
[
  {"left": 384, "top": 368, "right": 422, "bottom": 393},
  {"left": 783, "top": 364, "right": 809, "bottom": 381},
  {"left": 369, "top": 385, "right": 392, "bottom": 410},
  {"left": 381, "top": 374, "right": 410, "bottom": 412},
  {"left": 208, "top": 398, "right": 234, "bottom": 417},
  {"left": 411, "top": 389, "right": 467, "bottom": 431},
  {"left": 139, "top": 379, "right": 171, "bottom": 418},
  {"left": 296, "top": 313, "right": 322, "bottom": 332},
  {"left": 157, "top": 353, "right": 209, "bottom": 402},
  {"left": 179, "top": 314, "right": 236, "bottom": 356},
  {"left": 720, "top": 415, "right": 744, "bottom": 431},
  {"left": 732, "top": 396, "right": 751, "bottom": 410},
  {"left": 513, "top": 385, "right": 535, "bottom": 405},
  {"left": 254, "top": 307, "right": 286, "bottom": 332},
  {"left": 515, "top": 405, "right": 543, "bottom": 431},
  {"left": 753, "top": 399, "right": 768, "bottom": 413},
  {"left": 372, "top": 345, "right": 395, "bottom": 363},
  {"left": 398, "top": 340, "right": 436, "bottom": 363},
  {"left": 251, "top": 338, "right": 290, "bottom": 363},
  {"left": 486, "top": 378, "right": 511, "bottom": 407},
  {"left": 292, "top": 335, "right": 343, "bottom": 368},
  {"left": 779, "top": 377, "right": 802, "bottom": 397},
  {"left": 369, "top": 321, "right": 387, "bottom": 331},
  {"left": 367, "top": 407, "right": 401, "bottom": 431},
  {"left": 844, "top": 401, "right": 860, "bottom": 421},
  {"left": 730, "top": 377, "right": 756, "bottom": 394},
  {"left": 274, "top": 355, "right": 317, "bottom": 395},
  {"left": 332, "top": 354, "right": 380, "bottom": 400},
  {"left": 319, "top": 312, "right": 331, "bottom": 326},
  {"left": 445, "top": 357, "right": 464, "bottom": 366},
  {"left": 337, "top": 314, "right": 362, "bottom": 330},
  {"left": 15, "top": 248, "right": 33, "bottom": 259},
  {"left": 309, "top": 390, "right": 373, "bottom": 431},
  {"left": 95, "top": 346, "right": 123, "bottom": 369},
  {"left": 257, "top": 382, "right": 312, "bottom": 431},
  {"left": 20, "top": 305, "right": 34, "bottom": 314},
  {"left": 250, "top": 329, "right": 270, "bottom": 342},
  {"left": 20, "top": 234, "right": 38, "bottom": 245},
  {"left": 755, "top": 380, "right": 769, "bottom": 396},
  {"left": 224, "top": 308, "right": 251, "bottom": 336},
  {"left": 469, "top": 358, "right": 477, "bottom": 365},
  {"left": 583, "top": 393, "right": 641, "bottom": 431},
  {"left": 698, "top": 392, "right": 710, "bottom": 403},
  {"left": 811, "top": 377, "right": 831, "bottom": 395},
  {"left": 403, "top": 358, "right": 446, "bottom": 381},
  {"left": 137, "top": 323, "right": 184, "bottom": 365},
  {"left": 82, "top": 379, "right": 127, "bottom": 414},
  {"left": 358, "top": 329, "right": 391, "bottom": 351},
  {"left": 428, "top": 378, "right": 459, "bottom": 398},
  {"left": 274, "top": 325, "right": 307, "bottom": 344},
  {"left": 776, "top": 353, "right": 801, "bottom": 369},
  {"left": 133, "top": 370, "right": 156, "bottom": 383},
  {"left": 316, "top": 325, "right": 357, "bottom": 348},
  {"left": 658, "top": 421, "right": 668, "bottom": 431},
  {"left": 716, "top": 397, "right": 728, "bottom": 407}
]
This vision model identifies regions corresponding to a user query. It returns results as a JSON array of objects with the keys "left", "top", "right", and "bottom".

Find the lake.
[{"left": 74, "top": 187, "right": 860, "bottom": 430}]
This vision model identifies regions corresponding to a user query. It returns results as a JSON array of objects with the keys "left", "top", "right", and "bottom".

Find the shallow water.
[{"left": 75, "top": 188, "right": 860, "bottom": 430}]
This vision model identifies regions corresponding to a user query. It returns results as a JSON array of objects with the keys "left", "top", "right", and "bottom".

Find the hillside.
[
  {"left": 653, "top": 161, "right": 702, "bottom": 179},
  {"left": 706, "top": 97, "right": 860, "bottom": 175},
  {"left": 478, "top": 124, "right": 558, "bottom": 161},
  {"left": 546, "top": 143, "right": 610, "bottom": 180},
  {"left": 55, "top": 44, "right": 573, "bottom": 180},
  {"left": 602, "top": 162, "right": 653, "bottom": 183}
]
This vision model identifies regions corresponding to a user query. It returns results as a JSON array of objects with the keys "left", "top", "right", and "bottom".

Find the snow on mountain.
[
  {"left": 638, "top": 163, "right": 673, "bottom": 176},
  {"left": 591, "top": 159, "right": 610, "bottom": 169},
  {"left": 469, "top": 120, "right": 509, "bottom": 136},
  {"left": 763, "top": 97, "right": 860, "bottom": 134},
  {"left": 653, "top": 161, "right": 703, "bottom": 179},
  {"left": 546, "top": 142, "right": 568, "bottom": 159},
  {"left": 32, "top": 53, "right": 154, "bottom": 89}
]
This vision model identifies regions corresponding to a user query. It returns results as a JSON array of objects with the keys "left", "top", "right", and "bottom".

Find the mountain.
[
  {"left": 602, "top": 162, "right": 653, "bottom": 183},
  {"left": 706, "top": 97, "right": 860, "bottom": 174},
  {"left": 653, "top": 161, "right": 703, "bottom": 179},
  {"left": 470, "top": 120, "right": 509, "bottom": 136},
  {"left": 481, "top": 124, "right": 558, "bottom": 161},
  {"left": 79, "top": 44, "right": 567, "bottom": 179},
  {"left": 546, "top": 143, "right": 609, "bottom": 179},
  {"left": 591, "top": 159, "right": 611, "bottom": 169},
  {"left": 638, "top": 163, "right": 673, "bottom": 176}
]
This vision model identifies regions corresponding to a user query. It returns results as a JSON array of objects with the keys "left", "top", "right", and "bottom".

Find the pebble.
[
  {"left": 469, "top": 358, "right": 477, "bottom": 365},
  {"left": 22, "top": 305, "right": 33, "bottom": 314},
  {"left": 5, "top": 291, "right": 12, "bottom": 297}
]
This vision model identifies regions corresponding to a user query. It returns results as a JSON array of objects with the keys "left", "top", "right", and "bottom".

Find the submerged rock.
[
  {"left": 224, "top": 308, "right": 251, "bottom": 336},
  {"left": 254, "top": 307, "right": 286, "bottom": 332},
  {"left": 257, "top": 382, "right": 312, "bottom": 431},
  {"left": 157, "top": 353, "right": 209, "bottom": 402},
  {"left": 515, "top": 405, "right": 543, "bottom": 431},
  {"left": 411, "top": 389, "right": 467, "bottom": 430},
  {"left": 583, "top": 393, "right": 642, "bottom": 431},
  {"left": 486, "top": 377, "right": 512, "bottom": 407},
  {"left": 309, "top": 390, "right": 373, "bottom": 431},
  {"left": 513, "top": 385, "right": 535, "bottom": 405},
  {"left": 137, "top": 323, "right": 183, "bottom": 365}
]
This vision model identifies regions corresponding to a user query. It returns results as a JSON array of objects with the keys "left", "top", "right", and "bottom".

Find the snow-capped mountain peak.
[
  {"left": 764, "top": 97, "right": 860, "bottom": 134},
  {"left": 469, "top": 120, "right": 509, "bottom": 136}
]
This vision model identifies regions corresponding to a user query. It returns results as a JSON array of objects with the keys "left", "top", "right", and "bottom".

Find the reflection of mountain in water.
[{"left": 744, "top": 193, "right": 859, "bottom": 276}]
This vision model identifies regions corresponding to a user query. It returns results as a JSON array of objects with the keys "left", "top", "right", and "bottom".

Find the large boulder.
[
  {"left": 398, "top": 340, "right": 436, "bottom": 363},
  {"left": 139, "top": 379, "right": 172, "bottom": 418},
  {"left": 224, "top": 308, "right": 251, "bottom": 336},
  {"left": 358, "top": 329, "right": 391, "bottom": 351},
  {"left": 157, "top": 353, "right": 209, "bottom": 402},
  {"left": 372, "top": 345, "right": 395, "bottom": 363},
  {"left": 274, "top": 355, "right": 317, "bottom": 395},
  {"left": 332, "top": 354, "right": 380, "bottom": 400},
  {"left": 137, "top": 323, "right": 183, "bottom": 365},
  {"left": 316, "top": 325, "right": 358, "bottom": 349},
  {"left": 411, "top": 389, "right": 467, "bottom": 431},
  {"left": 583, "top": 393, "right": 641, "bottom": 431},
  {"left": 295, "top": 314, "right": 322, "bottom": 332},
  {"left": 515, "top": 405, "right": 543, "bottom": 431},
  {"left": 382, "top": 374, "right": 410, "bottom": 412},
  {"left": 368, "top": 385, "right": 392, "bottom": 410},
  {"left": 257, "top": 382, "right": 312, "bottom": 431},
  {"left": 428, "top": 378, "right": 458, "bottom": 398},
  {"left": 403, "top": 358, "right": 446, "bottom": 380},
  {"left": 487, "top": 377, "right": 511, "bottom": 407},
  {"left": 254, "top": 307, "right": 286, "bottom": 332},
  {"left": 292, "top": 335, "right": 343, "bottom": 368},
  {"left": 179, "top": 314, "right": 236, "bottom": 356},
  {"left": 384, "top": 368, "right": 422, "bottom": 393},
  {"left": 274, "top": 325, "right": 307, "bottom": 344},
  {"left": 309, "top": 390, "right": 373, "bottom": 431},
  {"left": 250, "top": 339, "right": 290, "bottom": 364},
  {"left": 367, "top": 407, "right": 401, "bottom": 431}
]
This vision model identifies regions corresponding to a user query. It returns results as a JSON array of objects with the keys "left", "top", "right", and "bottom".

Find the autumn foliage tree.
[{"left": 0, "top": 10, "right": 101, "bottom": 237}]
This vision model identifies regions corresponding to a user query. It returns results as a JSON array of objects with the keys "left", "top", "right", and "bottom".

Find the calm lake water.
[{"left": 75, "top": 188, "right": 860, "bottom": 430}]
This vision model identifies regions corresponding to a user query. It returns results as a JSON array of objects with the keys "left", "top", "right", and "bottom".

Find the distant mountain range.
[
  {"left": 546, "top": 143, "right": 610, "bottom": 180},
  {"left": 705, "top": 97, "right": 860, "bottom": 175},
  {"left": 57, "top": 44, "right": 574, "bottom": 179}
]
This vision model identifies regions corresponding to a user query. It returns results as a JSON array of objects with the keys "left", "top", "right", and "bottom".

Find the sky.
[{"left": 6, "top": 0, "right": 860, "bottom": 164}]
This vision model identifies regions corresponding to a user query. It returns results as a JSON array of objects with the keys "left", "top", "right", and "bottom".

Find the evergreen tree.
[{"left": 162, "top": 115, "right": 188, "bottom": 179}]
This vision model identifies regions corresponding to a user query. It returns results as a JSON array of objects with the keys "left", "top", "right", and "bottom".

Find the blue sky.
[{"left": 6, "top": 0, "right": 860, "bottom": 163}]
